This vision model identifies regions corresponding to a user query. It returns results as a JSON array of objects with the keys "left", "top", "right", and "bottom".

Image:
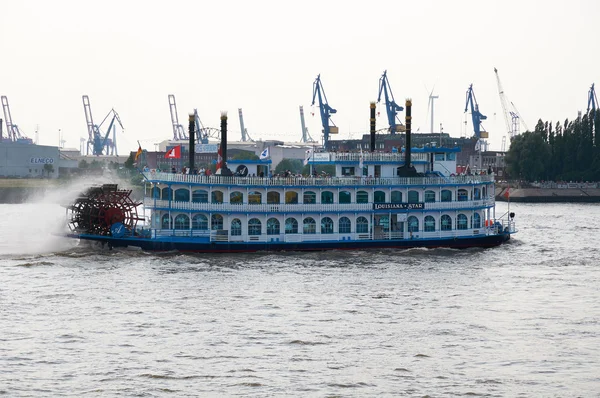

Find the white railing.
[
  {"left": 329, "top": 152, "right": 429, "bottom": 163},
  {"left": 144, "top": 198, "right": 495, "bottom": 212},
  {"left": 142, "top": 171, "right": 494, "bottom": 187}
]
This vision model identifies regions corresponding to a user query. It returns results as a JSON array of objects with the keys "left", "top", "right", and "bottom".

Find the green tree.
[
  {"left": 79, "top": 159, "right": 89, "bottom": 169},
  {"left": 124, "top": 153, "right": 135, "bottom": 170},
  {"left": 43, "top": 163, "right": 54, "bottom": 177},
  {"left": 232, "top": 150, "right": 259, "bottom": 160},
  {"left": 274, "top": 159, "right": 303, "bottom": 174}
]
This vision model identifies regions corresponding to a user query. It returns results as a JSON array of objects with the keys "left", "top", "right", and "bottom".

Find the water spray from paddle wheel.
[{"left": 68, "top": 184, "right": 144, "bottom": 236}]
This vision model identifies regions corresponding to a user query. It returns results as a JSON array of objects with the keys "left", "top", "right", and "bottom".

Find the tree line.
[{"left": 506, "top": 109, "right": 600, "bottom": 181}]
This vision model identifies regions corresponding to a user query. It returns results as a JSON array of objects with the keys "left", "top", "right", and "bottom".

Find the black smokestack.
[
  {"left": 217, "top": 112, "right": 233, "bottom": 176},
  {"left": 188, "top": 114, "right": 195, "bottom": 171},
  {"left": 405, "top": 99, "right": 412, "bottom": 169},
  {"left": 370, "top": 102, "right": 376, "bottom": 152},
  {"left": 220, "top": 112, "right": 227, "bottom": 163}
]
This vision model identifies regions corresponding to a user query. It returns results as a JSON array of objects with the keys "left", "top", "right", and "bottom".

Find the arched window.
[
  {"left": 192, "top": 189, "right": 208, "bottom": 203},
  {"left": 285, "top": 217, "right": 298, "bottom": 234},
  {"left": 407, "top": 216, "right": 419, "bottom": 233},
  {"left": 408, "top": 190, "right": 419, "bottom": 203},
  {"left": 174, "top": 214, "right": 189, "bottom": 229},
  {"left": 473, "top": 188, "right": 481, "bottom": 200},
  {"left": 391, "top": 191, "right": 402, "bottom": 203},
  {"left": 457, "top": 214, "right": 468, "bottom": 230},
  {"left": 161, "top": 213, "right": 171, "bottom": 229},
  {"left": 339, "top": 217, "right": 351, "bottom": 233},
  {"left": 472, "top": 212, "right": 481, "bottom": 229},
  {"left": 441, "top": 214, "right": 452, "bottom": 231},
  {"left": 230, "top": 191, "right": 243, "bottom": 204},
  {"left": 285, "top": 191, "right": 298, "bottom": 204},
  {"left": 248, "top": 191, "right": 262, "bottom": 204},
  {"left": 304, "top": 191, "right": 316, "bottom": 204},
  {"left": 424, "top": 215, "right": 435, "bottom": 232},
  {"left": 152, "top": 186, "right": 160, "bottom": 199},
  {"left": 192, "top": 214, "right": 208, "bottom": 230},
  {"left": 211, "top": 214, "right": 223, "bottom": 230},
  {"left": 441, "top": 189, "right": 452, "bottom": 202},
  {"left": 303, "top": 217, "right": 316, "bottom": 234},
  {"left": 174, "top": 188, "right": 189, "bottom": 202},
  {"left": 248, "top": 218, "right": 262, "bottom": 235},
  {"left": 321, "top": 217, "right": 334, "bottom": 234},
  {"left": 211, "top": 190, "right": 223, "bottom": 204},
  {"left": 457, "top": 189, "right": 469, "bottom": 201},
  {"left": 321, "top": 191, "right": 334, "bottom": 204},
  {"left": 267, "top": 218, "right": 280, "bottom": 235},
  {"left": 424, "top": 190, "right": 436, "bottom": 203},
  {"left": 374, "top": 191, "right": 386, "bottom": 203},
  {"left": 267, "top": 191, "right": 280, "bottom": 204},
  {"left": 356, "top": 216, "right": 369, "bottom": 233},
  {"left": 339, "top": 191, "right": 351, "bottom": 204},
  {"left": 231, "top": 218, "right": 242, "bottom": 236},
  {"left": 161, "top": 187, "right": 172, "bottom": 201},
  {"left": 356, "top": 191, "right": 369, "bottom": 203}
]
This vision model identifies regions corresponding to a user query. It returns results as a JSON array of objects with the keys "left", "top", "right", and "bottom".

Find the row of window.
[
  {"left": 151, "top": 186, "right": 489, "bottom": 204},
  {"left": 160, "top": 213, "right": 483, "bottom": 234}
]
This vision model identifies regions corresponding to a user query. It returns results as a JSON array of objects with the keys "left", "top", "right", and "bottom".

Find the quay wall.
[{"left": 496, "top": 187, "right": 600, "bottom": 203}]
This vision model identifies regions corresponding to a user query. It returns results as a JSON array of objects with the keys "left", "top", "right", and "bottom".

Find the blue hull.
[{"left": 69, "top": 233, "right": 510, "bottom": 252}]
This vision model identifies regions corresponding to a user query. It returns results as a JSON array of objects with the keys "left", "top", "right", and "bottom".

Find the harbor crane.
[
  {"left": 238, "top": 108, "right": 253, "bottom": 142},
  {"left": 1, "top": 96, "right": 32, "bottom": 143},
  {"left": 299, "top": 106, "right": 315, "bottom": 143},
  {"left": 464, "top": 84, "right": 488, "bottom": 140},
  {"left": 377, "top": 70, "right": 404, "bottom": 133},
  {"left": 168, "top": 94, "right": 187, "bottom": 140},
  {"left": 494, "top": 67, "right": 529, "bottom": 142},
  {"left": 311, "top": 74, "right": 338, "bottom": 148},
  {"left": 82, "top": 95, "right": 123, "bottom": 155},
  {"left": 588, "top": 83, "right": 598, "bottom": 113}
]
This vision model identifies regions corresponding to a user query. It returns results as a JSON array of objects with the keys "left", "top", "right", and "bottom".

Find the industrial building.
[{"left": 0, "top": 142, "right": 60, "bottom": 178}]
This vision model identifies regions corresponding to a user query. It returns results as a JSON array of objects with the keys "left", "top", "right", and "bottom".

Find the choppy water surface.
[{"left": 1, "top": 202, "right": 599, "bottom": 396}]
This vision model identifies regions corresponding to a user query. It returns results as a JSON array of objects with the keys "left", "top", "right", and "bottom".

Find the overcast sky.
[{"left": 1, "top": 0, "right": 598, "bottom": 153}]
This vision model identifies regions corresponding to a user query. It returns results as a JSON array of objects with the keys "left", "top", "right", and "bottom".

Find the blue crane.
[
  {"left": 377, "top": 70, "right": 404, "bottom": 133},
  {"left": 464, "top": 84, "right": 488, "bottom": 139},
  {"left": 94, "top": 109, "right": 123, "bottom": 156},
  {"left": 311, "top": 74, "right": 338, "bottom": 148},
  {"left": 588, "top": 83, "right": 598, "bottom": 113}
]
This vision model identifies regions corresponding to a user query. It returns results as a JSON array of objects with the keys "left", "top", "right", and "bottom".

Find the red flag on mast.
[
  {"left": 504, "top": 186, "right": 510, "bottom": 200},
  {"left": 165, "top": 145, "right": 181, "bottom": 159}
]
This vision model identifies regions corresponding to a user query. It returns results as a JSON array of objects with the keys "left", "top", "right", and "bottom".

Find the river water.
[{"left": 1, "top": 198, "right": 599, "bottom": 397}]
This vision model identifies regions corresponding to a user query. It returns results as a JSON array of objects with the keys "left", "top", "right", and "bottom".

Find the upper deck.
[{"left": 142, "top": 171, "right": 494, "bottom": 187}]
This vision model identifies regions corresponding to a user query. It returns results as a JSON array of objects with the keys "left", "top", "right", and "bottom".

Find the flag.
[
  {"left": 504, "top": 186, "right": 510, "bottom": 200},
  {"left": 134, "top": 144, "right": 142, "bottom": 161},
  {"left": 259, "top": 147, "right": 270, "bottom": 160},
  {"left": 303, "top": 148, "right": 312, "bottom": 166},
  {"left": 216, "top": 145, "right": 223, "bottom": 170},
  {"left": 165, "top": 145, "right": 181, "bottom": 159}
]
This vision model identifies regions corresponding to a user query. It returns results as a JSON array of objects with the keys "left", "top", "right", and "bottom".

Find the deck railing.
[
  {"left": 143, "top": 198, "right": 495, "bottom": 212},
  {"left": 142, "top": 171, "right": 494, "bottom": 187}
]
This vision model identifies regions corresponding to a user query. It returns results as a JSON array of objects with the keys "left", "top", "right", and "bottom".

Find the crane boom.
[
  {"left": 376, "top": 70, "right": 404, "bottom": 133},
  {"left": 299, "top": 105, "right": 314, "bottom": 143},
  {"left": 494, "top": 67, "right": 529, "bottom": 140},
  {"left": 588, "top": 83, "right": 598, "bottom": 112},
  {"left": 311, "top": 74, "right": 338, "bottom": 148},
  {"left": 168, "top": 94, "right": 187, "bottom": 140},
  {"left": 2, "top": 96, "right": 29, "bottom": 142},
  {"left": 464, "top": 84, "right": 488, "bottom": 139}
]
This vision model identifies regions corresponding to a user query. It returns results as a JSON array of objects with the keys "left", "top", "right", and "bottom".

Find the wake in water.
[{"left": 0, "top": 171, "right": 139, "bottom": 257}]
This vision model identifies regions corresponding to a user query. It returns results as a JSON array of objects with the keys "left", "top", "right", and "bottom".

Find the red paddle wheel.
[{"left": 68, "top": 184, "right": 144, "bottom": 236}]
